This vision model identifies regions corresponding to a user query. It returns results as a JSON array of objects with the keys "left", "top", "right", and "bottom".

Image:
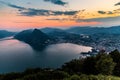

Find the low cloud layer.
[
  {"left": 115, "top": 2, "right": 120, "bottom": 6},
  {"left": 21, "top": 9, "right": 78, "bottom": 16},
  {"left": 98, "top": 11, "right": 106, "bottom": 14},
  {"left": 43, "top": 0, "right": 67, "bottom": 6},
  {"left": 0, "top": 1, "right": 77, "bottom": 16},
  {"left": 98, "top": 11, "right": 113, "bottom": 14}
]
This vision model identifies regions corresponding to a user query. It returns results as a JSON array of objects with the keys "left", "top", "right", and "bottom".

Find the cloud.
[
  {"left": 53, "top": 11, "right": 78, "bottom": 15},
  {"left": 80, "top": 16, "right": 120, "bottom": 24},
  {"left": 107, "top": 11, "right": 114, "bottom": 14},
  {"left": 46, "top": 10, "right": 86, "bottom": 21},
  {"left": 46, "top": 10, "right": 87, "bottom": 22},
  {"left": 19, "top": 9, "right": 78, "bottom": 16},
  {"left": 98, "top": 11, "right": 106, "bottom": 14},
  {"left": 0, "top": 1, "right": 25, "bottom": 10},
  {"left": 0, "top": 1, "right": 78, "bottom": 16},
  {"left": 98, "top": 10, "right": 114, "bottom": 15},
  {"left": 46, "top": 12, "right": 120, "bottom": 24},
  {"left": 115, "top": 2, "right": 120, "bottom": 6},
  {"left": 113, "top": 8, "right": 120, "bottom": 14},
  {"left": 46, "top": 18, "right": 70, "bottom": 21},
  {"left": 43, "top": 0, "right": 67, "bottom": 6}
]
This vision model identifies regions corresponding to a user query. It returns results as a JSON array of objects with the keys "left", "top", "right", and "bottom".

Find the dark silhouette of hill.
[
  {"left": 0, "top": 30, "right": 16, "bottom": 38},
  {"left": 41, "top": 27, "right": 64, "bottom": 34},
  {"left": 14, "top": 29, "right": 54, "bottom": 51},
  {"left": 66, "top": 26, "right": 120, "bottom": 35},
  {"left": 14, "top": 26, "right": 120, "bottom": 51}
]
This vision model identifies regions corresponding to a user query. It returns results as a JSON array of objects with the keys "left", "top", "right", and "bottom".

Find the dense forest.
[{"left": 1, "top": 49, "right": 120, "bottom": 80}]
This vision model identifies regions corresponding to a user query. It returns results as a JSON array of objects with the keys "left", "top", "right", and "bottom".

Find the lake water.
[{"left": 0, "top": 39, "right": 92, "bottom": 73}]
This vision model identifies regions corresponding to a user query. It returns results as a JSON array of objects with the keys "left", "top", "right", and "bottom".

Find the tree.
[
  {"left": 70, "top": 75, "right": 80, "bottom": 80},
  {"left": 61, "top": 59, "right": 84, "bottom": 74},
  {"left": 109, "top": 49, "right": 120, "bottom": 63},
  {"left": 82, "top": 56, "right": 97, "bottom": 74},
  {"left": 52, "top": 70, "right": 70, "bottom": 79},
  {"left": 95, "top": 54, "right": 116, "bottom": 75},
  {"left": 109, "top": 49, "right": 120, "bottom": 76}
]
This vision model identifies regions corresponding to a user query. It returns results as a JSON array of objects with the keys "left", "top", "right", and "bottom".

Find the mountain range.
[
  {"left": 1, "top": 26, "right": 120, "bottom": 51},
  {"left": 0, "top": 30, "right": 16, "bottom": 38},
  {"left": 66, "top": 26, "right": 120, "bottom": 35}
]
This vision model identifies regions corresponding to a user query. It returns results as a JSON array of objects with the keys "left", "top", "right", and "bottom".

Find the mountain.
[
  {"left": 65, "top": 26, "right": 120, "bottom": 51},
  {"left": 41, "top": 27, "right": 70, "bottom": 39},
  {"left": 14, "top": 29, "right": 53, "bottom": 51},
  {"left": 15, "top": 28, "right": 93, "bottom": 51},
  {"left": 41, "top": 27, "right": 64, "bottom": 34},
  {"left": 14, "top": 26, "right": 120, "bottom": 52},
  {"left": 66, "top": 26, "right": 120, "bottom": 35},
  {"left": 0, "top": 30, "right": 16, "bottom": 38},
  {"left": 41, "top": 27, "right": 93, "bottom": 45}
]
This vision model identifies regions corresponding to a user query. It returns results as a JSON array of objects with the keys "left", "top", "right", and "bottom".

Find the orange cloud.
[{"left": 0, "top": 10, "right": 102, "bottom": 30}]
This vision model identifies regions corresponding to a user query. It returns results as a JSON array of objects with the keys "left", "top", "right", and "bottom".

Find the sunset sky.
[{"left": 0, "top": 0, "right": 120, "bottom": 31}]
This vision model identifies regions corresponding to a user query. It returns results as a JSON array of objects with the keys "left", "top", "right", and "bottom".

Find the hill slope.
[{"left": 14, "top": 29, "right": 53, "bottom": 51}]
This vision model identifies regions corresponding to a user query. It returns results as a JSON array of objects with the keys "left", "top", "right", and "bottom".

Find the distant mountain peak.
[
  {"left": 14, "top": 28, "right": 53, "bottom": 51},
  {"left": 33, "top": 28, "right": 39, "bottom": 31},
  {"left": 32, "top": 29, "right": 43, "bottom": 34}
]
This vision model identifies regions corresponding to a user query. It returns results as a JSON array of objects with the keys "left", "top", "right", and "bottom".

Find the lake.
[{"left": 0, "top": 39, "right": 92, "bottom": 73}]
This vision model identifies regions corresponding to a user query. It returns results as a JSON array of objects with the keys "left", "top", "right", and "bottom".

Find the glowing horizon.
[{"left": 0, "top": 0, "right": 120, "bottom": 31}]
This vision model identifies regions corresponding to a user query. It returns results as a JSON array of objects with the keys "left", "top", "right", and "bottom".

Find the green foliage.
[
  {"left": 109, "top": 49, "right": 120, "bottom": 63},
  {"left": 0, "top": 72, "right": 22, "bottom": 80},
  {"left": 88, "top": 75, "right": 98, "bottom": 80},
  {"left": 52, "top": 70, "right": 70, "bottom": 79},
  {"left": 23, "top": 68, "right": 43, "bottom": 75},
  {"left": 113, "top": 63, "right": 120, "bottom": 76},
  {"left": 96, "top": 75, "right": 120, "bottom": 80},
  {"left": 82, "top": 56, "right": 97, "bottom": 74},
  {"left": 109, "top": 49, "right": 120, "bottom": 76},
  {"left": 64, "top": 74, "right": 120, "bottom": 80},
  {"left": 62, "top": 59, "right": 84, "bottom": 74},
  {"left": 95, "top": 53, "right": 116, "bottom": 75},
  {"left": 70, "top": 75, "right": 80, "bottom": 80},
  {"left": 16, "top": 70, "right": 69, "bottom": 80},
  {"left": 62, "top": 52, "right": 116, "bottom": 75}
]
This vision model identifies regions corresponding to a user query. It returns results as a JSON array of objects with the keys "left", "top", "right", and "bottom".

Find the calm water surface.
[{"left": 0, "top": 38, "right": 92, "bottom": 73}]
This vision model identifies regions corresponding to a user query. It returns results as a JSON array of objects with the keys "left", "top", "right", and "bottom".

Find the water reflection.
[{"left": 0, "top": 39, "right": 92, "bottom": 73}]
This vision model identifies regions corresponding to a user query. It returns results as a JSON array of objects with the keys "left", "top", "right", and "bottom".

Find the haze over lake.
[{"left": 0, "top": 38, "right": 92, "bottom": 73}]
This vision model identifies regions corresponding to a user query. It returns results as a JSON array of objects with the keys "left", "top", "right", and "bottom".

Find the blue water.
[{"left": 0, "top": 39, "right": 92, "bottom": 73}]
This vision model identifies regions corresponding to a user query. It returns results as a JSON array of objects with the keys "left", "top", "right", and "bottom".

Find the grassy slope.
[{"left": 64, "top": 75, "right": 120, "bottom": 80}]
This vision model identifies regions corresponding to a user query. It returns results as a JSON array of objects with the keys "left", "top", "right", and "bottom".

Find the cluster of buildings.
[{"left": 79, "top": 48, "right": 106, "bottom": 59}]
